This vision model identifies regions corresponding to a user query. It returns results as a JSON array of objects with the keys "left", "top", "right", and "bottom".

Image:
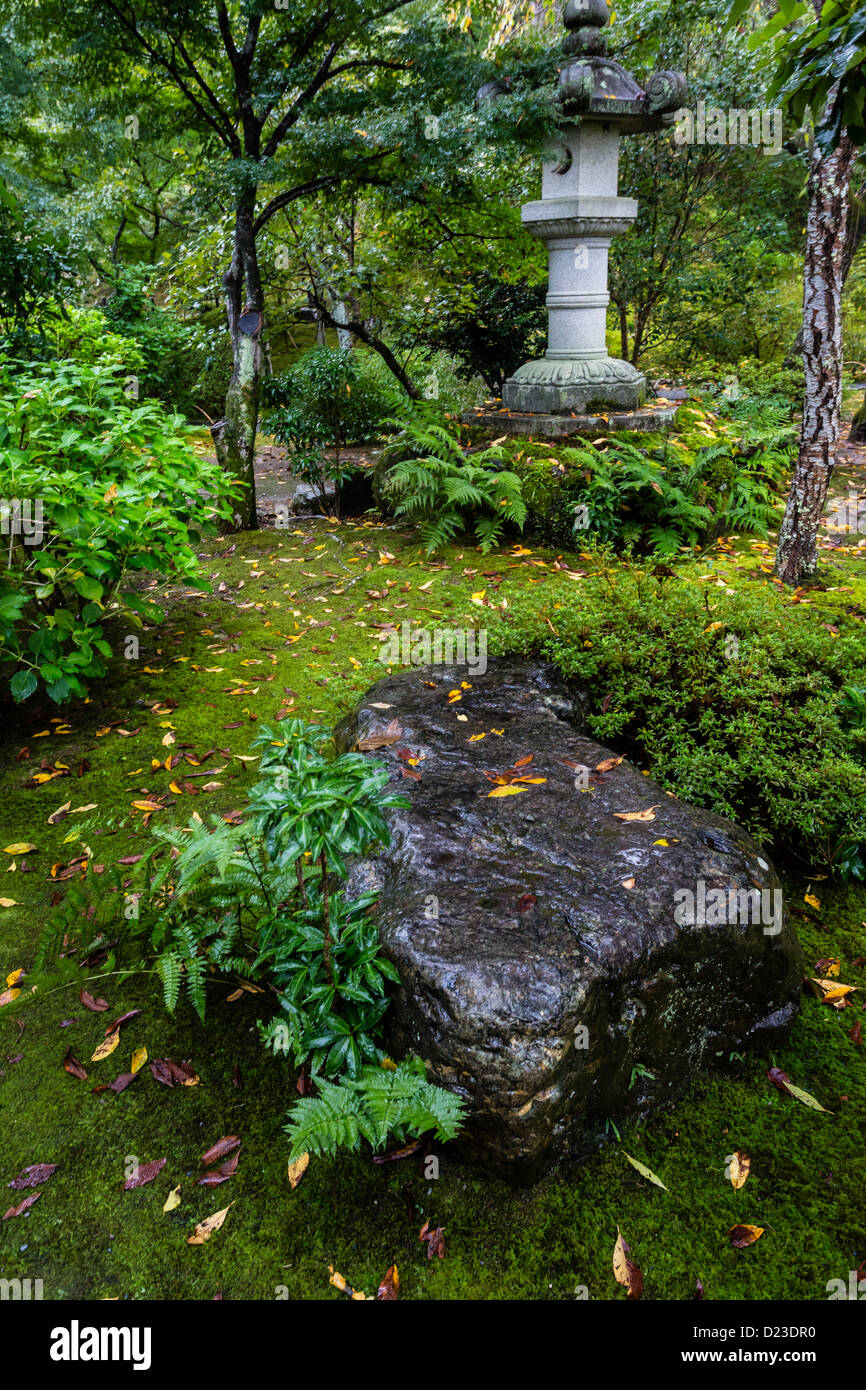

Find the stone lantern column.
[{"left": 502, "top": 0, "right": 686, "bottom": 416}]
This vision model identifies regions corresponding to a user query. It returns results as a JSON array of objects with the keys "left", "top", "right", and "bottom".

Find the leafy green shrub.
[
  {"left": 493, "top": 561, "right": 866, "bottom": 876},
  {"left": 380, "top": 418, "right": 526, "bottom": 554},
  {"left": 42, "top": 718, "right": 465, "bottom": 1157},
  {"left": 265, "top": 346, "right": 400, "bottom": 514},
  {"left": 0, "top": 189, "right": 70, "bottom": 345},
  {"left": 265, "top": 346, "right": 398, "bottom": 449},
  {"left": 0, "top": 357, "right": 239, "bottom": 703},
  {"left": 49, "top": 305, "right": 145, "bottom": 374},
  {"left": 402, "top": 270, "right": 546, "bottom": 396}
]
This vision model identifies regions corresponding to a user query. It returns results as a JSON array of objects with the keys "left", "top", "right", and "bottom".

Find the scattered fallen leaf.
[
  {"left": 197, "top": 1151, "right": 240, "bottom": 1186},
  {"left": 613, "top": 1226, "right": 643, "bottom": 1299},
  {"left": 377, "top": 1264, "right": 399, "bottom": 1300},
  {"left": 730, "top": 1224, "right": 764, "bottom": 1248},
  {"left": 730, "top": 1150, "right": 750, "bottom": 1189},
  {"left": 150, "top": 1058, "right": 199, "bottom": 1087},
  {"left": 288, "top": 1153, "right": 310, "bottom": 1190},
  {"left": 767, "top": 1067, "right": 832, "bottom": 1113},
  {"left": 80, "top": 990, "right": 109, "bottom": 1013},
  {"left": 7, "top": 1164, "right": 57, "bottom": 1189},
  {"left": 3, "top": 1192, "right": 41, "bottom": 1220},
  {"left": 419, "top": 1220, "right": 446, "bottom": 1260},
  {"left": 104, "top": 1009, "right": 143, "bottom": 1035},
  {"left": 329, "top": 1266, "right": 367, "bottom": 1300},
  {"left": 123, "top": 1158, "right": 167, "bottom": 1190},
  {"left": 622, "top": 1151, "right": 668, "bottom": 1191},
  {"left": 91, "top": 1032, "right": 120, "bottom": 1062},
  {"left": 187, "top": 1203, "right": 233, "bottom": 1245},
  {"left": 200, "top": 1135, "right": 241, "bottom": 1167},
  {"left": 62, "top": 1047, "right": 87, "bottom": 1081},
  {"left": 613, "top": 806, "right": 660, "bottom": 822}
]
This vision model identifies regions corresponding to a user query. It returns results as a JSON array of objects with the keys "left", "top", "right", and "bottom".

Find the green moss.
[{"left": 1, "top": 517, "right": 865, "bottom": 1300}]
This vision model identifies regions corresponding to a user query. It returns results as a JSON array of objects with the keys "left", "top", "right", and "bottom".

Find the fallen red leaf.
[
  {"left": 62, "top": 1047, "right": 87, "bottom": 1081},
  {"left": 104, "top": 1009, "right": 143, "bottom": 1036},
  {"left": 123, "top": 1158, "right": 167, "bottom": 1190},
  {"left": 3, "top": 1191, "right": 41, "bottom": 1220},
  {"left": 419, "top": 1220, "right": 446, "bottom": 1260},
  {"left": 7, "top": 1164, "right": 58, "bottom": 1189},
  {"left": 200, "top": 1136, "right": 241, "bottom": 1168},
  {"left": 80, "top": 990, "right": 109, "bottom": 1013}
]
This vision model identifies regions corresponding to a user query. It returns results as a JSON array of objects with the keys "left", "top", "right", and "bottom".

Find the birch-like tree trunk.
[
  {"left": 775, "top": 132, "right": 857, "bottom": 583},
  {"left": 212, "top": 197, "right": 262, "bottom": 532}
]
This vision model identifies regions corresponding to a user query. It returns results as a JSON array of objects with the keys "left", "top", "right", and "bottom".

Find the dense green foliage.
[
  {"left": 0, "top": 358, "right": 238, "bottom": 703},
  {"left": 265, "top": 347, "right": 400, "bottom": 513},
  {"left": 494, "top": 560, "right": 866, "bottom": 877},
  {"left": 502, "top": 391, "right": 795, "bottom": 552},
  {"left": 39, "top": 716, "right": 464, "bottom": 1157},
  {"left": 408, "top": 270, "right": 546, "bottom": 395}
]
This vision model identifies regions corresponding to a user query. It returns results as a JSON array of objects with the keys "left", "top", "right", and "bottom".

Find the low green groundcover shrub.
[
  {"left": 502, "top": 393, "right": 795, "bottom": 552},
  {"left": 0, "top": 357, "right": 239, "bottom": 703},
  {"left": 492, "top": 559, "right": 866, "bottom": 878}
]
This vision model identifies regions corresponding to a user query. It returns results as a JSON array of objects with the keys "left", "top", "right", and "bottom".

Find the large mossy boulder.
[{"left": 336, "top": 659, "right": 803, "bottom": 1181}]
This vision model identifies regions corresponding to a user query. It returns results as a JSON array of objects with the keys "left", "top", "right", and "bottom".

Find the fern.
[
  {"left": 381, "top": 418, "right": 525, "bottom": 555},
  {"left": 155, "top": 950, "right": 183, "bottom": 1013},
  {"left": 284, "top": 1058, "right": 467, "bottom": 1162}
]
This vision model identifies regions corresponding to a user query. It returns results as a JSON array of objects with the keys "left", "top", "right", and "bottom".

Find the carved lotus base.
[{"left": 503, "top": 355, "right": 647, "bottom": 415}]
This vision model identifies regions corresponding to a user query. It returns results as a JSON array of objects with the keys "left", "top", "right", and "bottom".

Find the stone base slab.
[{"left": 461, "top": 400, "right": 680, "bottom": 439}]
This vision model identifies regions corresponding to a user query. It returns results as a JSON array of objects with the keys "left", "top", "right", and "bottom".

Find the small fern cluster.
[
  {"left": 380, "top": 418, "right": 527, "bottom": 555},
  {"left": 285, "top": 1057, "right": 467, "bottom": 1162}
]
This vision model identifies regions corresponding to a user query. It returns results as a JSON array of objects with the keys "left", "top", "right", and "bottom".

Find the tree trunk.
[
  {"left": 212, "top": 199, "right": 261, "bottom": 531},
  {"left": 775, "top": 133, "right": 856, "bottom": 584}
]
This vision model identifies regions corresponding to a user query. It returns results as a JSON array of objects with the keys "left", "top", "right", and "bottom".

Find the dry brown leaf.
[
  {"left": 613, "top": 806, "right": 661, "bottom": 822},
  {"left": 729, "top": 1150, "right": 750, "bottom": 1189},
  {"left": 613, "top": 1226, "right": 643, "bottom": 1299}
]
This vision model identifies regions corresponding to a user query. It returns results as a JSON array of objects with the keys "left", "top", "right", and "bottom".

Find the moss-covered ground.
[{"left": 1, "top": 458, "right": 865, "bottom": 1301}]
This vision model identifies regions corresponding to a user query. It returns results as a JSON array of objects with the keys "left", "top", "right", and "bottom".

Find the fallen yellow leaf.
[
  {"left": 91, "top": 1033, "right": 120, "bottom": 1062},
  {"left": 288, "top": 1154, "right": 310, "bottom": 1190},
  {"left": 187, "top": 1204, "right": 233, "bottom": 1245}
]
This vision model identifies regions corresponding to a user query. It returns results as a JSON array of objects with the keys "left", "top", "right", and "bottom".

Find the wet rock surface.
[{"left": 336, "top": 659, "right": 803, "bottom": 1180}]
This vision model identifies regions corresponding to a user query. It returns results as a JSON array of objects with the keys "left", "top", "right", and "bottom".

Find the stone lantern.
[{"left": 502, "top": 0, "right": 686, "bottom": 418}]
